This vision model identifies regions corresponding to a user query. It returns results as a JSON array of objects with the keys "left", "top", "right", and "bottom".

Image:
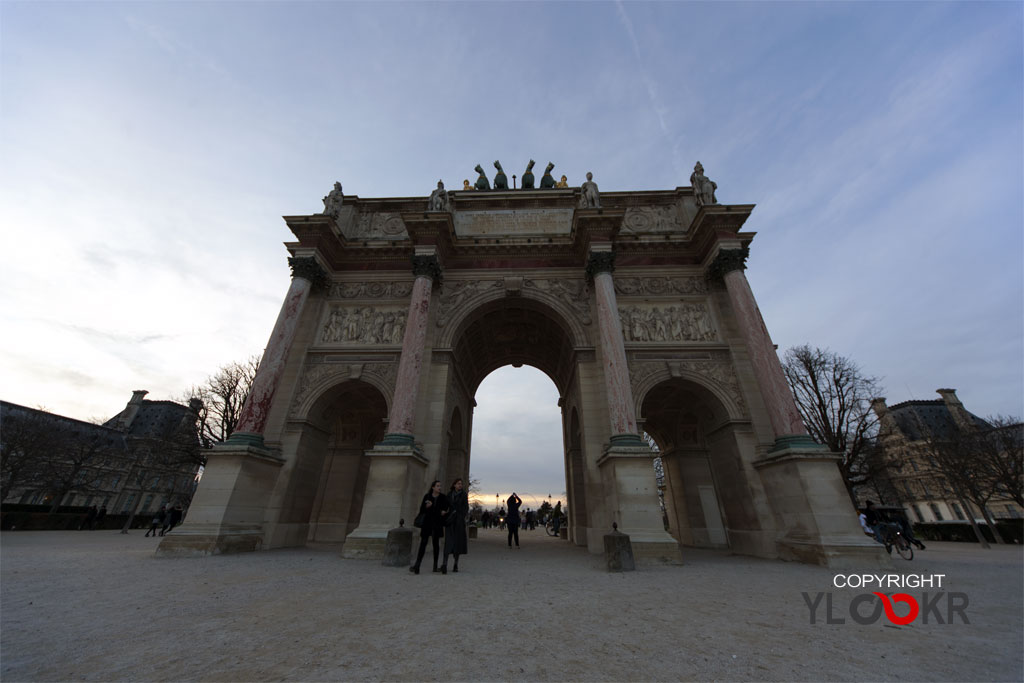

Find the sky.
[{"left": 1, "top": 1, "right": 1021, "bottom": 505}]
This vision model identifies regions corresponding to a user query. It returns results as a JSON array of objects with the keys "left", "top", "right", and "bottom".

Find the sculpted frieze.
[
  {"left": 328, "top": 281, "right": 414, "bottom": 300},
  {"left": 351, "top": 211, "right": 408, "bottom": 240},
  {"left": 435, "top": 280, "right": 502, "bottom": 328},
  {"left": 523, "top": 278, "right": 592, "bottom": 325},
  {"left": 619, "top": 303, "right": 717, "bottom": 343},
  {"left": 320, "top": 306, "right": 407, "bottom": 345},
  {"left": 622, "top": 205, "right": 683, "bottom": 233},
  {"left": 614, "top": 276, "right": 707, "bottom": 296}
]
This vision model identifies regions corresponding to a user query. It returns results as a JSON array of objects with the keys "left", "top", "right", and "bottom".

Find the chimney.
[
  {"left": 116, "top": 390, "right": 149, "bottom": 431},
  {"left": 871, "top": 397, "right": 897, "bottom": 435},
  {"left": 936, "top": 388, "right": 974, "bottom": 432}
]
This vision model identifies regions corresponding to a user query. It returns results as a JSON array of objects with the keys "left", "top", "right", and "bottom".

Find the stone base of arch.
[
  {"left": 597, "top": 444, "right": 683, "bottom": 565},
  {"left": 156, "top": 442, "right": 284, "bottom": 557},
  {"left": 754, "top": 446, "right": 890, "bottom": 568},
  {"left": 341, "top": 443, "right": 429, "bottom": 560}
]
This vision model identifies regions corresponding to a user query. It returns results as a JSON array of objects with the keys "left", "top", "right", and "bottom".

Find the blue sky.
[{"left": 2, "top": 2, "right": 1021, "bottom": 503}]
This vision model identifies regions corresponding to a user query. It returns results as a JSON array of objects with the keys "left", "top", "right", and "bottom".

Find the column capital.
[
  {"left": 585, "top": 251, "right": 615, "bottom": 280},
  {"left": 411, "top": 254, "right": 443, "bottom": 283},
  {"left": 287, "top": 256, "right": 329, "bottom": 290},
  {"left": 706, "top": 246, "right": 749, "bottom": 281}
]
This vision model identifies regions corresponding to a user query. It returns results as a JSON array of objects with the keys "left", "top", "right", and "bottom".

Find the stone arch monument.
[{"left": 158, "top": 173, "right": 882, "bottom": 566}]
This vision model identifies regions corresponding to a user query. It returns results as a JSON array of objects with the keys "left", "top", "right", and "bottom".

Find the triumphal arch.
[{"left": 158, "top": 163, "right": 879, "bottom": 566}]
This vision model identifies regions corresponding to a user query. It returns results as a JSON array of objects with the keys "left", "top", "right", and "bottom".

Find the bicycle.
[{"left": 884, "top": 526, "right": 914, "bottom": 561}]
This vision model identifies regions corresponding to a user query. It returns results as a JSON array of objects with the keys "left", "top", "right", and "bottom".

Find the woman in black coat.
[
  {"left": 506, "top": 492, "right": 522, "bottom": 548},
  {"left": 441, "top": 478, "right": 468, "bottom": 574},
  {"left": 410, "top": 480, "right": 449, "bottom": 575}
]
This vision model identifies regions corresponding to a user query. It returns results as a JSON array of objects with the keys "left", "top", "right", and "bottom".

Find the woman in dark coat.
[
  {"left": 441, "top": 478, "right": 468, "bottom": 574},
  {"left": 506, "top": 492, "right": 522, "bottom": 549},
  {"left": 410, "top": 480, "right": 449, "bottom": 575}
]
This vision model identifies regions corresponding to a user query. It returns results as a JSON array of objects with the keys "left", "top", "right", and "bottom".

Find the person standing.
[
  {"left": 441, "top": 478, "right": 468, "bottom": 574},
  {"left": 161, "top": 504, "right": 183, "bottom": 536},
  {"left": 506, "top": 493, "right": 522, "bottom": 549},
  {"left": 410, "top": 480, "right": 448, "bottom": 575},
  {"left": 80, "top": 505, "right": 98, "bottom": 530},
  {"left": 94, "top": 505, "right": 107, "bottom": 530},
  {"left": 146, "top": 505, "right": 167, "bottom": 537}
]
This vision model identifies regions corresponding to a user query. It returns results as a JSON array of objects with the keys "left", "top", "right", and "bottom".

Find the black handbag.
[{"left": 413, "top": 512, "right": 425, "bottom": 528}]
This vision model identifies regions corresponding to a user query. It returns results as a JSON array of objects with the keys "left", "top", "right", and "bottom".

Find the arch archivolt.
[
  {"left": 630, "top": 357, "right": 746, "bottom": 422},
  {"left": 288, "top": 360, "right": 396, "bottom": 420},
  {"left": 435, "top": 276, "right": 592, "bottom": 349}
]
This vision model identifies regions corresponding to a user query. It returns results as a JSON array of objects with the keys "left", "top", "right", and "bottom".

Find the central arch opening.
[
  {"left": 441, "top": 294, "right": 585, "bottom": 544},
  {"left": 471, "top": 365, "right": 566, "bottom": 526}
]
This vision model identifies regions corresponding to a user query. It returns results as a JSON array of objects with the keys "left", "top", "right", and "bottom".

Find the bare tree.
[
  {"left": 119, "top": 413, "right": 204, "bottom": 533},
  {"left": 914, "top": 419, "right": 1005, "bottom": 547},
  {"left": 38, "top": 425, "right": 119, "bottom": 513},
  {"left": 975, "top": 416, "right": 1023, "bottom": 509},
  {"left": 782, "top": 345, "right": 883, "bottom": 506},
  {"left": 1, "top": 405, "right": 57, "bottom": 501},
  {"left": 182, "top": 354, "right": 260, "bottom": 445}
]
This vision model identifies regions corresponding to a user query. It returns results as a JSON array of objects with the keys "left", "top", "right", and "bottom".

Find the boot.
[
  {"left": 409, "top": 565, "right": 419, "bottom": 574},
  {"left": 441, "top": 565, "right": 447, "bottom": 575}
]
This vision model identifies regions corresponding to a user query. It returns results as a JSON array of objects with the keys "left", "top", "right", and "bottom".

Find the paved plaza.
[{"left": 1, "top": 528, "right": 1021, "bottom": 681}]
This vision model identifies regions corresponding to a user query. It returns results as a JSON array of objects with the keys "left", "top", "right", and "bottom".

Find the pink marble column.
[
  {"left": 587, "top": 252, "right": 641, "bottom": 444},
  {"left": 380, "top": 255, "right": 441, "bottom": 446},
  {"left": 230, "top": 257, "right": 326, "bottom": 447},
  {"left": 710, "top": 248, "right": 808, "bottom": 444}
]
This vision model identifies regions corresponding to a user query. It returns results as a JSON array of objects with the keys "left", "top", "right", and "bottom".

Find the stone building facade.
[
  {"left": 868, "top": 388, "right": 1023, "bottom": 523},
  {"left": 1, "top": 391, "right": 203, "bottom": 515},
  {"left": 158, "top": 175, "right": 883, "bottom": 566}
]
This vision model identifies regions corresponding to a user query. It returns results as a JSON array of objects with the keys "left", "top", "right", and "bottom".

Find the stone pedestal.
[
  {"left": 155, "top": 443, "right": 284, "bottom": 557},
  {"left": 603, "top": 525, "right": 636, "bottom": 572},
  {"left": 754, "top": 446, "right": 889, "bottom": 568},
  {"left": 382, "top": 523, "right": 414, "bottom": 567},
  {"left": 597, "top": 444, "right": 682, "bottom": 565},
  {"left": 342, "top": 444, "right": 428, "bottom": 559}
]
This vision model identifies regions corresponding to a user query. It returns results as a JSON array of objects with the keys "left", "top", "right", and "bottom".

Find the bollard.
[
  {"left": 559, "top": 526, "right": 568, "bottom": 540},
  {"left": 382, "top": 518, "right": 414, "bottom": 567},
  {"left": 603, "top": 523, "right": 635, "bottom": 572},
  {"left": 468, "top": 523, "right": 478, "bottom": 539}
]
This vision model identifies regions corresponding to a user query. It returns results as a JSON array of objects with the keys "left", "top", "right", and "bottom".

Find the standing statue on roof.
[
  {"left": 539, "top": 162, "right": 556, "bottom": 189},
  {"left": 690, "top": 161, "right": 718, "bottom": 206},
  {"left": 428, "top": 180, "right": 451, "bottom": 212},
  {"left": 579, "top": 171, "right": 601, "bottom": 209},
  {"left": 321, "top": 181, "right": 344, "bottom": 218},
  {"left": 556, "top": 175, "right": 568, "bottom": 188},
  {"left": 474, "top": 164, "right": 490, "bottom": 191},
  {"left": 493, "top": 160, "right": 508, "bottom": 190},
  {"left": 521, "top": 160, "right": 536, "bottom": 189}
]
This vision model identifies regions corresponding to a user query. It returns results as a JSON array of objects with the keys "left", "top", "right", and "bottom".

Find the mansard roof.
[{"left": 887, "top": 399, "right": 990, "bottom": 440}]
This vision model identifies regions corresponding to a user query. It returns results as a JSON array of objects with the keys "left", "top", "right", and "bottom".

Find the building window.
[
  {"left": 1006, "top": 505, "right": 1021, "bottom": 519},
  {"left": 110, "top": 476, "right": 120, "bottom": 488},
  {"left": 929, "top": 503, "right": 944, "bottom": 521},
  {"left": 922, "top": 483, "right": 932, "bottom": 498},
  {"left": 142, "top": 494, "right": 154, "bottom": 512},
  {"left": 911, "top": 461, "right": 919, "bottom": 472},
  {"left": 912, "top": 504, "right": 924, "bottom": 522},
  {"left": 951, "top": 503, "right": 965, "bottom": 520},
  {"left": 121, "top": 494, "right": 135, "bottom": 513}
]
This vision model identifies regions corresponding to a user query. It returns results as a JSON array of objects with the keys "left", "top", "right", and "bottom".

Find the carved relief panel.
[
  {"left": 619, "top": 303, "right": 718, "bottom": 343},
  {"left": 621, "top": 204, "right": 684, "bottom": 234},
  {"left": 629, "top": 354, "right": 746, "bottom": 415},
  {"left": 328, "top": 281, "right": 413, "bottom": 300},
  {"left": 319, "top": 306, "right": 407, "bottom": 346},
  {"left": 615, "top": 276, "right": 707, "bottom": 296}
]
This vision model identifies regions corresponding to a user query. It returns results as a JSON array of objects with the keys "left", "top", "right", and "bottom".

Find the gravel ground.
[{"left": 1, "top": 528, "right": 1021, "bottom": 682}]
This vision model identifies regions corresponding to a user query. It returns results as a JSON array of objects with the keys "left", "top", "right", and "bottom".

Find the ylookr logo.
[{"left": 803, "top": 574, "right": 970, "bottom": 625}]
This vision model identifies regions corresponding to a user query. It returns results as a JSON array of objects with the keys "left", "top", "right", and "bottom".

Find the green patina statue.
[
  {"left": 474, "top": 164, "right": 491, "bottom": 191},
  {"left": 493, "top": 160, "right": 508, "bottom": 190},
  {"left": 540, "top": 162, "right": 556, "bottom": 189},
  {"left": 521, "top": 159, "right": 536, "bottom": 189}
]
